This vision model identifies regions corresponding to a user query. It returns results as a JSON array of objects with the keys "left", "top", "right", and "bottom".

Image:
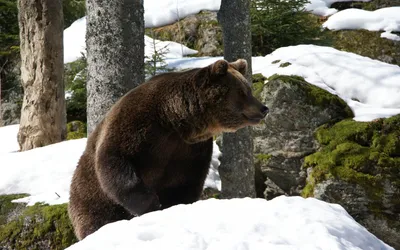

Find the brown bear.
[{"left": 68, "top": 59, "right": 269, "bottom": 240}]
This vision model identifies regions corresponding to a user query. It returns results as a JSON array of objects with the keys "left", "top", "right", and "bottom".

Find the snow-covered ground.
[
  {"left": 166, "top": 45, "right": 400, "bottom": 122},
  {"left": 2, "top": 1, "right": 399, "bottom": 249},
  {"left": 64, "top": 17, "right": 198, "bottom": 64},
  {"left": 0, "top": 125, "right": 221, "bottom": 205},
  {"left": 305, "top": 0, "right": 371, "bottom": 16},
  {"left": 66, "top": 196, "right": 394, "bottom": 250},
  {"left": 0, "top": 124, "right": 19, "bottom": 154},
  {"left": 323, "top": 7, "right": 400, "bottom": 41},
  {"left": 64, "top": 0, "right": 380, "bottom": 63}
]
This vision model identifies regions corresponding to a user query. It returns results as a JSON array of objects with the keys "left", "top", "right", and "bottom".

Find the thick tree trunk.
[
  {"left": 217, "top": 0, "right": 256, "bottom": 198},
  {"left": 86, "top": 0, "right": 145, "bottom": 134},
  {"left": 17, "top": 0, "right": 65, "bottom": 151}
]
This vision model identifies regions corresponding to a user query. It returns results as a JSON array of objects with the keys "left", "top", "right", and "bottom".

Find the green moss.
[
  {"left": 251, "top": 73, "right": 268, "bottom": 101},
  {"left": 279, "top": 62, "right": 291, "bottom": 68},
  {"left": 303, "top": 114, "right": 400, "bottom": 202},
  {"left": 0, "top": 201, "right": 77, "bottom": 249},
  {"left": 271, "top": 60, "right": 281, "bottom": 64},
  {"left": 201, "top": 188, "right": 222, "bottom": 200},
  {"left": 267, "top": 74, "right": 354, "bottom": 118},
  {"left": 301, "top": 183, "right": 315, "bottom": 198},
  {"left": 255, "top": 154, "right": 272, "bottom": 164},
  {"left": 332, "top": 30, "right": 400, "bottom": 66},
  {"left": 67, "top": 121, "right": 87, "bottom": 140}
]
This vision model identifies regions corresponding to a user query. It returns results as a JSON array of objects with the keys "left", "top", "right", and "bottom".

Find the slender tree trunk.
[
  {"left": 17, "top": 0, "right": 65, "bottom": 151},
  {"left": 86, "top": 0, "right": 145, "bottom": 134},
  {"left": 0, "top": 60, "right": 4, "bottom": 126},
  {"left": 217, "top": 0, "right": 256, "bottom": 198}
]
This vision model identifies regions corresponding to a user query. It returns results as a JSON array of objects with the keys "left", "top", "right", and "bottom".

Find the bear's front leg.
[
  {"left": 158, "top": 183, "right": 204, "bottom": 209},
  {"left": 95, "top": 149, "right": 161, "bottom": 216}
]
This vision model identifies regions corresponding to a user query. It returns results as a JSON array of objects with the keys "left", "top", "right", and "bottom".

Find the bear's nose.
[{"left": 260, "top": 105, "right": 269, "bottom": 117}]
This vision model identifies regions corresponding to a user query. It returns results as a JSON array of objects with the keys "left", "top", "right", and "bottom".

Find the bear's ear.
[
  {"left": 229, "top": 59, "right": 248, "bottom": 76},
  {"left": 210, "top": 60, "right": 229, "bottom": 76}
]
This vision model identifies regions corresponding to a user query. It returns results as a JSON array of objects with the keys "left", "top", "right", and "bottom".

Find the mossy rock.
[
  {"left": 302, "top": 114, "right": 400, "bottom": 249},
  {"left": 279, "top": 62, "right": 291, "bottom": 68},
  {"left": 200, "top": 188, "right": 222, "bottom": 200},
  {"left": 146, "top": 11, "right": 222, "bottom": 57},
  {"left": 0, "top": 195, "right": 77, "bottom": 250},
  {"left": 303, "top": 115, "right": 400, "bottom": 196},
  {"left": 67, "top": 121, "right": 87, "bottom": 140},
  {"left": 331, "top": 30, "right": 400, "bottom": 66},
  {"left": 330, "top": 0, "right": 400, "bottom": 11},
  {"left": 0, "top": 194, "right": 29, "bottom": 225},
  {"left": 267, "top": 74, "right": 353, "bottom": 118},
  {"left": 252, "top": 74, "right": 354, "bottom": 199},
  {"left": 251, "top": 73, "right": 268, "bottom": 101}
]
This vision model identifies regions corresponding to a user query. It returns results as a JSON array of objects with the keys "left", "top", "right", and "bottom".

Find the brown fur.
[{"left": 68, "top": 59, "right": 268, "bottom": 240}]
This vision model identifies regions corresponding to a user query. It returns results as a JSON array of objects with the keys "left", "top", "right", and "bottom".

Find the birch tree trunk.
[
  {"left": 217, "top": 0, "right": 256, "bottom": 198},
  {"left": 86, "top": 0, "right": 145, "bottom": 134},
  {"left": 17, "top": 0, "right": 65, "bottom": 151}
]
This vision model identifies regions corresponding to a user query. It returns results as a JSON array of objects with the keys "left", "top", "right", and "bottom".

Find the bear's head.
[{"left": 185, "top": 59, "right": 269, "bottom": 143}]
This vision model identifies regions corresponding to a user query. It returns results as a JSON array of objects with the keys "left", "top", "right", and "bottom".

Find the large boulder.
[
  {"left": 251, "top": 73, "right": 400, "bottom": 249},
  {"left": 252, "top": 74, "right": 353, "bottom": 200},
  {"left": 303, "top": 115, "right": 400, "bottom": 249},
  {"left": 0, "top": 194, "right": 77, "bottom": 250}
]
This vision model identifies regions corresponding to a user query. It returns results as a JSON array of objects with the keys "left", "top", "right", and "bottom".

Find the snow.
[
  {"left": 0, "top": 136, "right": 87, "bottom": 206},
  {"left": 305, "top": 0, "right": 371, "bottom": 16},
  {"left": 0, "top": 125, "right": 221, "bottom": 205},
  {"left": 66, "top": 196, "right": 394, "bottom": 250},
  {"left": 64, "top": 0, "right": 380, "bottom": 63},
  {"left": 381, "top": 31, "right": 400, "bottom": 41},
  {"left": 64, "top": 17, "right": 197, "bottom": 64},
  {"left": 204, "top": 142, "right": 222, "bottom": 191},
  {"left": 323, "top": 7, "right": 400, "bottom": 41},
  {"left": 144, "top": 0, "right": 220, "bottom": 28},
  {"left": 0, "top": 124, "right": 19, "bottom": 154},
  {"left": 144, "top": 35, "right": 197, "bottom": 61},
  {"left": 166, "top": 45, "right": 400, "bottom": 122}
]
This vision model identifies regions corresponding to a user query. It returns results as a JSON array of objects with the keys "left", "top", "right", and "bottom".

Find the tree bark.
[
  {"left": 86, "top": 0, "right": 145, "bottom": 134},
  {"left": 217, "top": 0, "right": 256, "bottom": 198},
  {"left": 17, "top": 0, "right": 65, "bottom": 151}
]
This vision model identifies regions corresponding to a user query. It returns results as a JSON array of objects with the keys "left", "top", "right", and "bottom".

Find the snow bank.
[
  {"left": 66, "top": 196, "right": 394, "bottom": 250},
  {"left": 0, "top": 124, "right": 19, "bottom": 154},
  {"left": 0, "top": 125, "right": 221, "bottom": 205},
  {"left": 305, "top": 0, "right": 371, "bottom": 16},
  {"left": 144, "top": 35, "right": 197, "bottom": 60},
  {"left": 64, "top": 0, "right": 379, "bottom": 63},
  {"left": 0, "top": 138, "right": 87, "bottom": 205},
  {"left": 144, "top": 0, "right": 220, "bottom": 28},
  {"left": 64, "top": 17, "right": 197, "bottom": 64},
  {"left": 323, "top": 7, "right": 400, "bottom": 41},
  {"left": 166, "top": 45, "right": 400, "bottom": 121}
]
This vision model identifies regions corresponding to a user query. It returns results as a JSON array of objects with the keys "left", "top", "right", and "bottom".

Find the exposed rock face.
[
  {"left": 252, "top": 74, "right": 354, "bottom": 200},
  {"left": 148, "top": 11, "right": 223, "bottom": 56},
  {"left": 252, "top": 73, "right": 400, "bottom": 248},
  {"left": 314, "top": 180, "right": 400, "bottom": 250},
  {"left": 304, "top": 116, "right": 400, "bottom": 249}
]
